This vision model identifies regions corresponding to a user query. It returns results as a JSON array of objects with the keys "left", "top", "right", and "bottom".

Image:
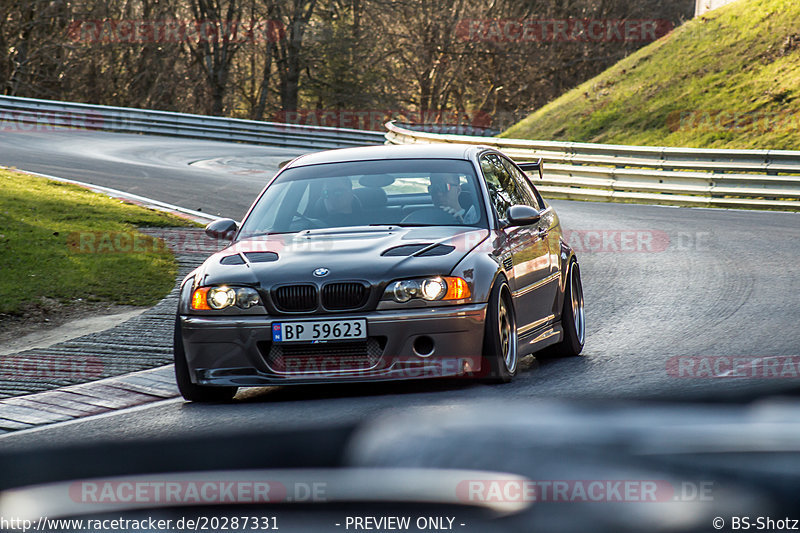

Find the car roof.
[{"left": 286, "top": 143, "right": 489, "bottom": 168}]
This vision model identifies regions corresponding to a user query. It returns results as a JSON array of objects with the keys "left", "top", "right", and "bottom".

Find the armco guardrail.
[
  {"left": 394, "top": 121, "right": 501, "bottom": 137},
  {"left": 0, "top": 95, "right": 384, "bottom": 149},
  {"left": 385, "top": 121, "right": 800, "bottom": 210}
]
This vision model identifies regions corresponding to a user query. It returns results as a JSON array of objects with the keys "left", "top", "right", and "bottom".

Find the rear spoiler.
[
  {"left": 517, "top": 157, "right": 544, "bottom": 179},
  {"left": 517, "top": 159, "right": 544, "bottom": 180}
]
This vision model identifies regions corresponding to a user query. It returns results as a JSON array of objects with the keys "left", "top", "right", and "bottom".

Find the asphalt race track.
[
  {"left": 0, "top": 128, "right": 306, "bottom": 220},
  {"left": 1, "top": 128, "right": 799, "bottom": 449}
]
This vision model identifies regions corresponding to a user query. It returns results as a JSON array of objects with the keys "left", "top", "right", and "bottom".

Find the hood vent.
[
  {"left": 220, "top": 254, "right": 245, "bottom": 265},
  {"left": 381, "top": 243, "right": 456, "bottom": 257},
  {"left": 381, "top": 244, "right": 432, "bottom": 257},
  {"left": 417, "top": 244, "right": 455, "bottom": 257},
  {"left": 244, "top": 251, "right": 279, "bottom": 263}
]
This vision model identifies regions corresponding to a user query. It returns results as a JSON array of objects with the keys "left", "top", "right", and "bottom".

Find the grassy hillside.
[{"left": 502, "top": 0, "right": 800, "bottom": 150}]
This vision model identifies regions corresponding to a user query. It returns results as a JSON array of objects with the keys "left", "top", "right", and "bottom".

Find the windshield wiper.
[
  {"left": 368, "top": 223, "right": 436, "bottom": 227},
  {"left": 240, "top": 231, "right": 298, "bottom": 238}
]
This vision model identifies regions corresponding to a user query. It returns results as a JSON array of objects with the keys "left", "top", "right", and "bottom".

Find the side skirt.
[{"left": 517, "top": 322, "right": 564, "bottom": 357}]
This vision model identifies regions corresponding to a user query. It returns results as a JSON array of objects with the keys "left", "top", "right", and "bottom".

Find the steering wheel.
[
  {"left": 401, "top": 206, "right": 463, "bottom": 225},
  {"left": 290, "top": 212, "right": 324, "bottom": 230}
]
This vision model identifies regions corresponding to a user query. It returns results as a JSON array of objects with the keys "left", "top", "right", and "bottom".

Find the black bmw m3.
[{"left": 174, "top": 144, "right": 585, "bottom": 401}]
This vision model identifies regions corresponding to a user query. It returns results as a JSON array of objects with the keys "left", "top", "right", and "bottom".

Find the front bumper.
[{"left": 180, "top": 304, "right": 488, "bottom": 386}]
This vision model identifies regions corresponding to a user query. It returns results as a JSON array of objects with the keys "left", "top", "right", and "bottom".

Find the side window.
[
  {"left": 501, "top": 157, "right": 541, "bottom": 210},
  {"left": 480, "top": 154, "right": 513, "bottom": 218},
  {"left": 480, "top": 153, "right": 534, "bottom": 218}
]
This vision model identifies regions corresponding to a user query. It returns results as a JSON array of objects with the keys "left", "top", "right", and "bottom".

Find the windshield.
[{"left": 238, "top": 159, "right": 487, "bottom": 237}]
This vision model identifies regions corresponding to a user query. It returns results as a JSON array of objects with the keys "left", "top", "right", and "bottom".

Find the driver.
[
  {"left": 323, "top": 176, "right": 357, "bottom": 215},
  {"left": 428, "top": 174, "right": 478, "bottom": 223},
  {"left": 310, "top": 176, "right": 364, "bottom": 227}
]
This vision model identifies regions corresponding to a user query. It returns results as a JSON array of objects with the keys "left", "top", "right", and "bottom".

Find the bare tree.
[
  {"left": 273, "top": 0, "right": 318, "bottom": 111},
  {"left": 1, "top": 0, "right": 694, "bottom": 128},
  {"left": 187, "top": 0, "right": 246, "bottom": 115}
]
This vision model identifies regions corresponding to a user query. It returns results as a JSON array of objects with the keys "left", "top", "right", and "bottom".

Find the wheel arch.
[{"left": 558, "top": 239, "right": 579, "bottom": 294}]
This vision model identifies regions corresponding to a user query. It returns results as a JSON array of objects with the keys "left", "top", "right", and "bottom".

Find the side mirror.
[
  {"left": 205, "top": 218, "right": 239, "bottom": 240},
  {"left": 503, "top": 205, "right": 541, "bottom": 228}
]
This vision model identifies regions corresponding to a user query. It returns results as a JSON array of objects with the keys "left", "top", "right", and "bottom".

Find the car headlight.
[
  {"left": 191, "top": 286, "right": 261, "bottom": 310},
  {"left": 386, "top": 276, "right": 470, "bottom": 303},
  {"left": 421, "top": 278, "right": 447, "bottom": 300}
]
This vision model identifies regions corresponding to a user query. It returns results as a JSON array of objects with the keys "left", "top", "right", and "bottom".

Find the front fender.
[
  {"left": 451, "top": 231, "right": 507, "bottom": 304},
  {"left": 178, "top": 276, "right": 195, "bottom": 315}
]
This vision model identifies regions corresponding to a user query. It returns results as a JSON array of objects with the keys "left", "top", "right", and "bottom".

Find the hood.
[{"left": 195, "top": 226, "right": 489, "bottom": 287}]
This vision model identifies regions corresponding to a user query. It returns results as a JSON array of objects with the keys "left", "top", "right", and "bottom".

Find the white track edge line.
[{"left": 2, "top": 166, "right": 220, "bottom": 222}]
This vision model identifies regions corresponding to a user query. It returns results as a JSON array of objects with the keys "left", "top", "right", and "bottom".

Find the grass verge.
[{"left": 0, "top": 168, "right": 199, "bottom": 315}]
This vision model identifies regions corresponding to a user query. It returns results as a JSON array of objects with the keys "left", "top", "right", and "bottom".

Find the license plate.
[{"left": 272, "top": 319, "right": 367, "bottom": 343}]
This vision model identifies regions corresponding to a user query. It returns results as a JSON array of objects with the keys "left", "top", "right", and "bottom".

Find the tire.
[
  {"left": 481, "top": 279, "right": 518, "bottom": 383},
  {"left": 541, "top": 261, "right": 585, "bottom": 358},
  {"left": 174, "top": 316, "right": 238, "bottom": 402}
]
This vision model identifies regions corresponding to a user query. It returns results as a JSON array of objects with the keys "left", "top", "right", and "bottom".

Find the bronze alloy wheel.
[
  {"left": 482, "top": 279, "right": 518, "bottom": 383},
  {"left": 498, "top": 286, "right": 518, "bottom": 374}
]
